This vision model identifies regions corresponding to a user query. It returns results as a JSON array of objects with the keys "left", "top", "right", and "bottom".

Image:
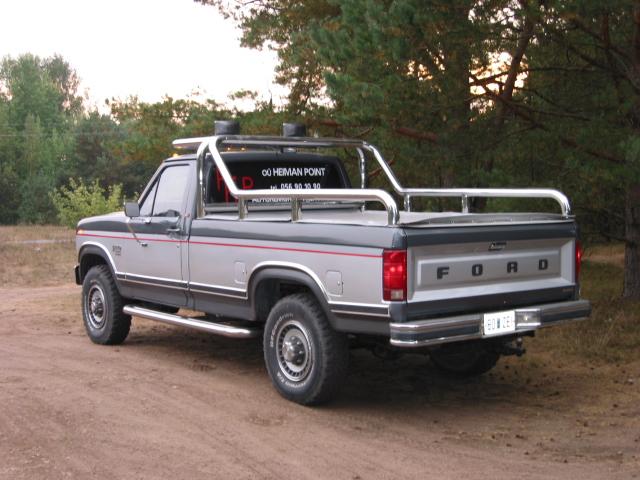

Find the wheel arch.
[
  {"left": 78, "top": 243, "right": 119, "bottom": 286},
  {"left": 248, "top": 263, "right": 337, "bottom": 328}
]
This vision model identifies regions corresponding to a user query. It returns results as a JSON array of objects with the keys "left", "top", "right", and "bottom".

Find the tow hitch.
[{"left": 499, "top": 337, "right": 527, "bottom": 357}]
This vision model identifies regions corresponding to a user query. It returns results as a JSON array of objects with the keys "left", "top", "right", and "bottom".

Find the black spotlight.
[
  {"left": 214, "top": 120, "right": 240, "bottom": 135},
  {"left": 282, "top": 123, "right": 306, "bottom": 137}
]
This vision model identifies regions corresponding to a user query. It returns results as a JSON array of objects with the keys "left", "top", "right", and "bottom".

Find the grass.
[
  {"left": 0, "top": 225, "right": 76, "bottom": 287},
  {"left": 0, "top": 225, "right": 74, "bottom": 242},
  {"left": 1, "top": 226, "right": 638, "bottom": 362},
  {"left": 537, "top": 243, "right": 640, "bottom": 363}
]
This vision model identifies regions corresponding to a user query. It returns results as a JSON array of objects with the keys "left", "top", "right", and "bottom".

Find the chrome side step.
[{"left": 123, "top": 305, "right": 261, "bottom": 339}]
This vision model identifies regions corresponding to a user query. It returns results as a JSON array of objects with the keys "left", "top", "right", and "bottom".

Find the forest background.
[{"left": 0, "top": 0, "right": 639, "bottom": 299}]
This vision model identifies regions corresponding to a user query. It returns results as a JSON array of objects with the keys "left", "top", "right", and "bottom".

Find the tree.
[
  {"left": 196, "top": 0, "right": 341, "bottom": 114},
  {"left": 108, "top": 95, "right": 231, "bottom": 196},
  {"left": 199, "top": 0, "right": 640, "bottom": 299},
  {"left": 0, "top": 53, "right": 82, "bottom": 223},
  {"left": 16, "top": 114, "right": 71, "bottom": 223},
  {"left": 70, "top": 111, "right": 125, "bottom": 188},
  {"left": 0, "top": 101, "right": 20, "bottom": 223},
  {"left": 0, "top": 53, "right": 291, "bottom": 224},
  {"left": 473, "top": 0, "right": 640, "bottom": 298},
  {"left": 0, "top": 54, "right": 82, "bottom": 133}
]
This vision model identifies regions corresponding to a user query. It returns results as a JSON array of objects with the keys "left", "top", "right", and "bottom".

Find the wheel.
[
  {"left": 263, "top": 293, "right": 348, "bottom": 405},
  {"left": 429, "top": 341, "right": 500, "bottom": 377},
  {"left": 82, "top": 265, "right": 131, "bottom": 345}
]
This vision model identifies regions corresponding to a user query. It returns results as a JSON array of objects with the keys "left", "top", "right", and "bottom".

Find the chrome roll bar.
[
  {"left": 192, "top": 136, "right": 400, "bottom": 224},
  {"left": 175, "top": 135, "right": 572, "bottom": 225}
]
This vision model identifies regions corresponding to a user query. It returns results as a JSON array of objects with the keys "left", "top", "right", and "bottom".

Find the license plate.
[{"left": 482, "top": 310, "right": 516, "bottom": 337}]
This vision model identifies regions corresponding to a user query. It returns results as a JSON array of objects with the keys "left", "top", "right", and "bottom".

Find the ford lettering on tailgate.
[{"left": 418, "top": 249, "right": 561, "bottom": 287}]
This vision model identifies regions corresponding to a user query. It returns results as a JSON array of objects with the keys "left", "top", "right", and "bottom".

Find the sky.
[{"left": 1, "top": 0, "right": 284, "bottom": 110}]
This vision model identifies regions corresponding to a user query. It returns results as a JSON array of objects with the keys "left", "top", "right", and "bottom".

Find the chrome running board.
[{"left": 123, "top": 305, "right": 261, "bottom": 339}]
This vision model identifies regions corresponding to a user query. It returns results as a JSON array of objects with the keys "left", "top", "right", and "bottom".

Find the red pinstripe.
[{"left": 77, "top": 232, "right": 381, "bottom": 259}]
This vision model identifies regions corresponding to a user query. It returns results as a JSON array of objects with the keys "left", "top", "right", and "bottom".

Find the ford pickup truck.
[{"left": 74, "top": 120, "right": 591, "bottom": 405}]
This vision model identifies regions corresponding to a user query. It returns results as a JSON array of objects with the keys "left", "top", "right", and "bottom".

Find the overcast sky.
[{"left": 1, "top": 0, "right": 283, "bottom": 110}]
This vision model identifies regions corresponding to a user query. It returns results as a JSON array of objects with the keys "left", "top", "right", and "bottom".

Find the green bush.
[{"left": 51, "top": 178, "right": 123, "bottom": 227}]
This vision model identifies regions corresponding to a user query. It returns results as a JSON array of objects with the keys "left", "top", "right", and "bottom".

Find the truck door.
[{"left": 122, "top": 163, "right": 191, "bottom": 307}]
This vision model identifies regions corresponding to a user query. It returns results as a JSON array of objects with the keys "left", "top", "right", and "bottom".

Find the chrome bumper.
[{"left": 389, "top": 299, "right": 591, "bottom": 348}]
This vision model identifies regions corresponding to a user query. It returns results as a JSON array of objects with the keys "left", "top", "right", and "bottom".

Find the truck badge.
[{"left": 489, "top": 242, "right": 507, "bottom": 251}]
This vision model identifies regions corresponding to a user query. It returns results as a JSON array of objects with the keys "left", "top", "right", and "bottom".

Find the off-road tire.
[
  {"left": 82, "top": 265, "right": 131, "bottom": 345},
  {"left": 263, "top": 293, "right": 348, "bottom": 405},
  {"left": 429, "top": 342, "right": 500, "bottom": 377}
]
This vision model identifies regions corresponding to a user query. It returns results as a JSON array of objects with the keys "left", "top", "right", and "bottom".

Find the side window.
[
  {"left": 139, "top": 181, "right": 157, "bottom": 217},
  {"left": 152, "top": 165, "right": 190, "bottom": 216}
]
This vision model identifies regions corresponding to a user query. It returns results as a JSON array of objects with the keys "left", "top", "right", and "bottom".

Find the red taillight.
[
  {"left": 575, "top": 240, "right": 582, "bottom": 282},
  {"left": 383, "top": 250, "right": 407, "bottom": 301}
]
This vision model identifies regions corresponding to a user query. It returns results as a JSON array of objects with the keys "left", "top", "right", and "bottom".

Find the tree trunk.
[
  {"left": 441, "top": 1, "right": 473, "bottom": 191},
  {"left": 623, "top": 183, "right": 640, "bottom": 299},
  {"left": 624, "top": 1, "right": 640, "bottom": 299}
]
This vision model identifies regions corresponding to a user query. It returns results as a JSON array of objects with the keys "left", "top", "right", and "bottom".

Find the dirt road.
[{"left": 1, "top": 284, "right": 638, "bottom": 479}]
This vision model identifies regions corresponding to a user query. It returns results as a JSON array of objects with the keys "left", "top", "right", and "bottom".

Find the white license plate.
[{"left": 483, "top": 310, "right": 516, "bottom": 336}]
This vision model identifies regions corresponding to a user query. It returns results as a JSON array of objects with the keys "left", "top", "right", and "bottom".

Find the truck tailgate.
[{"left": 404, "top": 220, "right": 578, "bottom": 320}]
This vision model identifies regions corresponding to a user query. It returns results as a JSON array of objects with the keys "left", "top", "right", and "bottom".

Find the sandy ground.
[{"left": 0, "top": 284, "right": 639, "bottom": 480}]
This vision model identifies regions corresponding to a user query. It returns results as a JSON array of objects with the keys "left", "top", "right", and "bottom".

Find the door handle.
[{"left": 166, "top": 227, "right": 181, "bottom": 233}]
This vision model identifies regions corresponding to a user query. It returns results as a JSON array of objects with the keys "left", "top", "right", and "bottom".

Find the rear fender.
[{"left": 248, "top": 264, "right": 337, "bottom": 328}]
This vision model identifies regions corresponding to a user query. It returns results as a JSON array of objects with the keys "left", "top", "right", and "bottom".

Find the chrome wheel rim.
[
  {"left": 86, "top": 285, "right": 106, "bottom": 329},
  {"left": 276, "top": 319, "right": 312, "bottom": 382}
]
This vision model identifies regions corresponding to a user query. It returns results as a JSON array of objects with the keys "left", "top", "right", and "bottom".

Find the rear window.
[{"left": 205, "top": 155, "right": 349, "bottom": 205}]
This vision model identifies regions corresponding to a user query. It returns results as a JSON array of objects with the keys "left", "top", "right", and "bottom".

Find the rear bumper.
[{"left": 390, "top": 299, "right": 591, "bottom": 348}]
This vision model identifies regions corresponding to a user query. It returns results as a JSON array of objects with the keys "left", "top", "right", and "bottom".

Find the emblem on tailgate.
[
  {"left": 489, "top": 241, "right": 507, "bottom": 251},
  {"left": 435, "top": 256, "right": 550, "bottom": 280}
]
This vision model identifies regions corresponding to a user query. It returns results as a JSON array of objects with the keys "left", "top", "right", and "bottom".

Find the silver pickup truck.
[{"left": 75, "top": 121, "right": 591, "bottom": 405}]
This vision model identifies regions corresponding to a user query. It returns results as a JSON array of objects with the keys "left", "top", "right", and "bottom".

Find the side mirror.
[{"left": 124, "top": 202, "right": 140, "bottom": 218}]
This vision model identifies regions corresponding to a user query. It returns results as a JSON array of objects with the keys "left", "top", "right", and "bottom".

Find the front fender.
[{"left": 77, "top": 242, "right": 119, "bottom": 284}]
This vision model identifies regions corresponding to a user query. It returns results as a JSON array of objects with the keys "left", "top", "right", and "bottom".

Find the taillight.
[
  {"left": 575, "top": 240, "right": 582, "bottom": 282},
  {"left": 383, "top": 250, "right": 407, "bottom": 301}
]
